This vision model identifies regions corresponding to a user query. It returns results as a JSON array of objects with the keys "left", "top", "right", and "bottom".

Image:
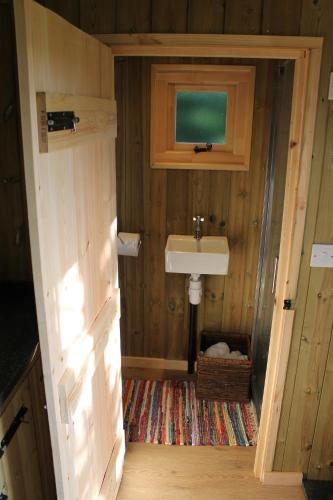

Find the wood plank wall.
[
  {"left": 273, "top": 2, "right": 333, "bottom": 480},
  {"left": 0, "top": 2, "right": 32, "bottom": 281},
  {"left": 85, "top": 2, "right": 274, "bottom": 363},
  {"left": 28, "top": 0, "right": 333, "bottom": 481},
  {"left": 115, "top": 56, "right": 272, "bottom": 361}
]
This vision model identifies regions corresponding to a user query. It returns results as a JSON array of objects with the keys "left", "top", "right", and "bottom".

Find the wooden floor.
[{"left": 117, "top": 444, "right": 305, "bottom": 500}]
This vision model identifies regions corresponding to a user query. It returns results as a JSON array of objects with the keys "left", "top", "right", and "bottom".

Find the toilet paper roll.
[{"left": 117, "top": 232, "right": 141, "bottom": 257}]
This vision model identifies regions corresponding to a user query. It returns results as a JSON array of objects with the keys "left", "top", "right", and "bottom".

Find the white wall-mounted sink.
[{"left": 165, "top": 235, "right": 229, "bottom": 275}]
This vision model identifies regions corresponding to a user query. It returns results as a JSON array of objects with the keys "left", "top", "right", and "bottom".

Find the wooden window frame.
[
  {"left": 150, "top": 64, "right": 256, "bottom": 171},
  {"left": 95, "top": 33, "right": 323, "bottom": 485}
]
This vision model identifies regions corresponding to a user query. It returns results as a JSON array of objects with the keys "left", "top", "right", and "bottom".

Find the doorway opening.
[
  {"left": 114, "top": 52, "right": 294, "bottom": 457},
  {"left": 96, "top": 33, "right": 322, "bottom": 482}
]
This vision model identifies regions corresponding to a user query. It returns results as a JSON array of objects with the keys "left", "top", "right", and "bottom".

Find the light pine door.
[{"left": 14, "top": 1, "right": 124, "bottom": 498}]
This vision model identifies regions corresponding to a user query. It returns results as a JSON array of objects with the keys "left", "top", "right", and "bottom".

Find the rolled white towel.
[
  {"left": 204, "top": 342, "right": 230, "bottom": 357},
  {"left": 228, "top": 350, "right": 242, "bottom": 358}
]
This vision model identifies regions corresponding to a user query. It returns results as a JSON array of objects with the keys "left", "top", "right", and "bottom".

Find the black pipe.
[{"left": 188, "top": 303, "right": 198, "bottom": 374}]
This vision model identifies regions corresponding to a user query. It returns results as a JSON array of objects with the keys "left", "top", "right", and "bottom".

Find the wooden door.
[
  {"left": 252, "top": 62, "right": 294, "bottom": 418},
  {"left": 14, "top": 1, "right": 124, "bottom": 499}
]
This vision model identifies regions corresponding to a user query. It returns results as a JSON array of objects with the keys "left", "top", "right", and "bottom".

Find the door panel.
[
  {"left": 14, "top": 1, "right": 124, "bottom": 498},
  {"left": 252, "top": 62, "right": 294, "bottom": 418}
]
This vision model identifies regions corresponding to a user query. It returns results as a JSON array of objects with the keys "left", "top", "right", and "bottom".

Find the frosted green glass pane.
[{"left": 176, "top": 91, "right": 227, "bottom": 144}]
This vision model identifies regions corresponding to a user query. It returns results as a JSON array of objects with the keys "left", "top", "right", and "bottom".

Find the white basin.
[{"left": 165, "top": 235, "right": 229, "bottom": 275}]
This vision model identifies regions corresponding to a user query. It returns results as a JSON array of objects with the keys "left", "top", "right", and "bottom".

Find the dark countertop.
[
  {"left": 304, "top": 480, "right": 333, "bottom": 500},
  {"left": 0, "top": 282, "right": 39, "bottom": 411}
]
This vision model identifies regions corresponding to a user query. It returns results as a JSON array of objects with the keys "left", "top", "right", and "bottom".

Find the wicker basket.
[{"left": 196, "top": 331, "right": 252, "bottom": 402}]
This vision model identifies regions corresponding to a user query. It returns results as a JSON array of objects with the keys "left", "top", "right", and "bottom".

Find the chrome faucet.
[{"left": 193, "top": 216, "right": 204, "bottom": 240}]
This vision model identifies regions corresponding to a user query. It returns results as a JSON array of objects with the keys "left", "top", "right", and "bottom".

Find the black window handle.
[{"left": 193, "top": 143, "right": 212, "bottom": 153}]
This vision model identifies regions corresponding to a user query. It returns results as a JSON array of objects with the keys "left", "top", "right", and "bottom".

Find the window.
[
  {"left": 150, "top": 64, "right": 256, "bottom": 171},
  {"left": 175, "top": 91, "right": 228, "bottom": 144}
]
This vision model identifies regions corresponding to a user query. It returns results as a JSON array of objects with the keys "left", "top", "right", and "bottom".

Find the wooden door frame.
[{"left": 95, "top": 33, "right": 323, "bottom": 483}]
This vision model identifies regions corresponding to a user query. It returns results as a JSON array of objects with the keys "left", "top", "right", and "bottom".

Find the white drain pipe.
[{"left": 189, "top": 273, "right": 202, "bottom": 305}]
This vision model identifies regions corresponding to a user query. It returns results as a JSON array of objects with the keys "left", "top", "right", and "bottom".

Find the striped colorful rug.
[{"left": 123, "top": 379, "right": 258, "bottom": 446}]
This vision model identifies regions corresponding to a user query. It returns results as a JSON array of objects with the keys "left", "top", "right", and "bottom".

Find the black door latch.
[
  {"left": 47, "top": 111, "right": 80, "bottom": 132},
  {"left": 283, "top": 299, "right": 292, "bottom": 310}
]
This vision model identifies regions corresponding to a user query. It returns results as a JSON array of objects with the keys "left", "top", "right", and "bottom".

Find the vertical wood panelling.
[
  {"left": 221, "top": 4, "right": 249, "bottom": 333},
  {"left": 117, "top": 58, "right": 145, "bottom": 356},
  {"left": 152, "top": 0, "right": 188, "bottom": 33},
  {"left": 142, "top": 7, "right": 168, "bottom": 358},
  {"left": 116, "top": 55, "right": 272, "bottom": 359},
  {"left": 147, "top": 0, "right": 207, "bottom": 359},
  {"left": 221, "top": 3, "right": 269, "bottom": 335},
  {"left": 220, "top": 172, "right": 248, "bottom": 330},
  {"left": 80, "top": 0, "right": 116, "bottom": 33},
  {"left": 113, "top": 0, "right": 272, "bottom": 359},
  {"left": 144, "top": 165, "right": 168, "bottom": 356},
  {"left": 153, "top": 0, "right": 190, "bottom": 360},
  {"left": 281, "top": 269, "right": 333, "bottom": 473},
  {"left": 114, "top": 6, "right": 150, "bottom": 358},
  {"left": 0, "top": 3, "right": 32, "bottom": 281},
  {"left": 203, "top": 172, "right": 230, "bottom": 331},
  {"left": 224, "top": 0, "right": 263, "bottom": 34},
  {"left": 44, "top": 0, "right": 80, "bottom": 27},
  {"left": 115, "top": 0, "right": 151, "bottom": 33},
  {"left": 240, "top": 61, "right": 272, "bottom": 333},
  {"left": 187, "top": 3, "right": 225, "bottom": 339},
  {"left": 308, "top": 326, "right": 333, "bottom": 479},
  {"left": 274, "top": 0, "right": 333, "bottom": 478},
  {"left": 262, "top": 0, "right": 302, "bottom": 35},
  {"left": 141, "top": 57, "right": 154, "bottom": 358},
  {"left": 165, "top": 171, "right": 189, "bottom": 359},
  {"left": 278, "top": 101, "right": 333, "bottom": 475},
  {"left": 118, "top": 65, "right": 271, "bottom": 359},
  {"left": 188, "top": 0, "right": 225, "bottom": 33},
  {"left": 187, "top": 2, "right": 227, "bottom": 342}
]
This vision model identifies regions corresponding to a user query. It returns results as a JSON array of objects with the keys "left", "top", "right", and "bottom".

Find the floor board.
[{"left": 117, "top": 443, "right": 305, "bottom": 499}]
